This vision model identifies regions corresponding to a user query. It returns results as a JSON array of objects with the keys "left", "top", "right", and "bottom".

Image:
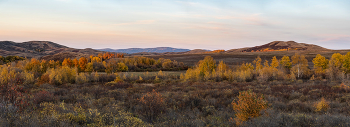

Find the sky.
[{"left": 0, "top": 0, "right": 350, "bottom": 50}]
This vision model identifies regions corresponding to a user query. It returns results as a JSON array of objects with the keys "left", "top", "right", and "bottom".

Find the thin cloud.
[
  {"left": 184, "top": 26, "right": 229, "bottom": 30},
  {"left": 175, "top": 1, "right": 199, "bottom": 6},
  {"left": 114, "top": 20, "right": 156, "bottom": 26},
  {"left": 215, "top": 13, "right": 275, "bottom": 26},
  {"left": 54, "top": 0, "right": 71, "bottom": 3},
  {"left": 318, "top": 34, "right": 350, "bottom": 42}
]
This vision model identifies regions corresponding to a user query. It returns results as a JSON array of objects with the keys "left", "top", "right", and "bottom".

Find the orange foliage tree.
[
  {"left": 205, "top": 50, "right": 225, "bottom": 53},
  {"left": 48, "top": 60, "right": 54, "bottom": 68},
  {"left": 72, "top": 58, "right": 79, "bottom": 68},
  {"left": 102, "top": 52, "right": 119, "bottom": 60},
  {"left": 79, "top": 57, "right": 88, "bottom": 71},
  {"left": 40, "top": 60, "right": 49, "bottom": 73},
  {"left": 25, "top": 58, "right": 41, "bottom": 76},
  {"left": 62, "top": 58, "right": 73, "bottom": 67},
  {"left": 232, "top": 90, "right": 268, "bottom": 125}
]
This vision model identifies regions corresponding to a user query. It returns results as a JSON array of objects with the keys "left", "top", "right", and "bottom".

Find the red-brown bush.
[
  {"left": 33, "top": 90, "right": 55, "bottom": 105},
  {"left": 138, "top": 89, "right": 166, "bottom": 123}
]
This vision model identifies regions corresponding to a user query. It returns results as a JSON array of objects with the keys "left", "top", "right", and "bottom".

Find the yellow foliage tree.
[
  {"left": 85, "top": 63, "right": 93, "bottom": 72},
  {"left": 158, "top": 70, "right": 164, "bottom": 77},
  {"left": 329, "top": 53, "right": 344, "bottom": 68},
  {"left": 291, "top": 53, "right": 301, "bottom": 65},
  {"left": 198, "top": 56, "right": 216, "bottom": 77},
  {"left": 232, "top": 91, "right": 268, "bottom": 125},
  {"left": 313, "top": 54, "right": 329, "bottom": 70},
  {"left": 240, "top": 63, "right": 254, "bottom": 71},
  {"left": 343, "top": 52, "right": 350, "bottom": 74},
  {"left": 91, "top": 57, "right": 101, "bottom": 63},
  {"left": 217, "top": 61, "right": 227, "bottom": 73},
  {"left": 327, "top": 53, "right": 345, "bottom": 80},
  {"left": 114, "top": 73, "right": 123, "bottom": 82},
  {"left": 184, "top": 68, "right": 199, "bottom": 81},
  {"left": 25, "top": 58, "right": 41, "bottom": 74},
  {"left": 216, "top": 61, "right": 227, "bottom": 79},
  {"left": 253, "top": 56, "right": 263, "bottom": 71},
  {"left": 313, "top": 54, "right": 329, "bottom": 78},
  {"left": 263, "top": 60, "right": 269, "bottom": 68},
  {"left": 40, "top": 60, "right": 49, "bottom": 73},
  {"left": 117, "top": 63, "right": 128, "bottom": 72},
  {"left": 280, "top": 56, "right": 291, "bottom": 70},
  {"left": 291, "top": 54, "right": 310, "bottom": 79},
  {"left": 139, "top": 76, "right": 143, "bottom": 81},
  {"left": 270, "top": 56, "right": 279, "bottom": 68},
  {"left": 75, "top": 73, "right": 88, "bottom": 84},
  {"left": 46, "top": 66, "right": 77, "bottom": 85},
  {"left": 314, "top": 97, "right": 329, "bottom": 112},
  {"left": 49, "top": 60, "right": 56, "bottom": 68}
]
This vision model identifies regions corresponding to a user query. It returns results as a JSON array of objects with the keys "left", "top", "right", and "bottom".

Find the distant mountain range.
[
  {"left": 97, "top": 47, "right": 191, "bottom": 54},
  {"left": 0, "top": 40, "right": 332, "bottom": 61}
]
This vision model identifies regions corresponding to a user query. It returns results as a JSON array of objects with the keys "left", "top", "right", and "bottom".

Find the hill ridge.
[
  {"left": 227, "top": 41, "right": 329, "bottom": 53},
  {"left": 0, "top": 41, "right": 103, "bottom": 59},
  {"left": 97, "top": 47, "right": 190, "bottom": 54}
]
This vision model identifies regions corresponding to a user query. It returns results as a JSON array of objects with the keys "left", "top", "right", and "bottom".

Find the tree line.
[
  {"left": 182, "top": 52, "right": 350, "bottom": 82},
  {"left": 0, "top": 55, "right": 25, "bottom": 64}
]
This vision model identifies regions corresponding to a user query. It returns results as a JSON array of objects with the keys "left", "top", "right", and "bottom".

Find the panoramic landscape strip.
[
  {"left": 1, "top": 41, "right": 350, "bottom": 126},
  {"left": 1, "top": 0, "right": 350, "bottom": 126}
]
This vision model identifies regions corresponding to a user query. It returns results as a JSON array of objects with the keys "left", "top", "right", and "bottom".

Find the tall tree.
[
  {"left": 329, "top": 53, "right": 344, "bottom": 69},
  {"left": 270, "top": 56, "right": 279, "bottom": 68},
  {"left": 291, "top": 54, "right": 309, "bottom": 79},
  {"left": 40, "top": 60, "right": 49, "bottom": 73},
  {"left": 91, "top": 57, "right": 101, "bottom": 63},
  {"left": 313, "top": 54, "right": 329, "bottom": 78},
  {"left": 253, "top": 56, "right": 263, "bottom": 71},
  {"left": 313, "top": 54, "right": 328, "bottom": 70},
  {"left": 217, "top": 61, "right": 227, "bottom": 73},
  {"left": 72, "top": 58, "right": 79, "bottom": 68},
  {"left": 342, "top": 52, "right": 350, "bottom": 74},
  {"left": 263, "top": 60, "right": 269, "bottom": 68},
  {"left": 198, "top": 56, "right": 216, "bottom": 77},
  {"left": 79, "top": 57, "right": 88, "bottom": 71},
  {"left": 280, "top": 56, "right": 291, "bottom": 70},
  {"left": 327, "top": 53, "right": 344, "bottom": 80}
]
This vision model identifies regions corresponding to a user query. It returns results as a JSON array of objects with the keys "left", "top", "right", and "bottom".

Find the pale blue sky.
[{"left": 0, "top": 0, "right": 349, "bottom": 50}]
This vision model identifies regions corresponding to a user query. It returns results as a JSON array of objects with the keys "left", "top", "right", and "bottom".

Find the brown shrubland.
[{"left": 0, "top": 52, "right": 350, "bottom": 126}]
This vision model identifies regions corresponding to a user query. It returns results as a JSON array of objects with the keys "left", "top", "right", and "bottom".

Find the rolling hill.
[
  {"left": 97, "top": 47, "right": 190, "bottom": 54},
  {"left": 0, "top": 40, "right": 333, "bottom": 62},
  {"left": 226, "top": 41, "right": 329, "bottom": 53},
  {"left": 0, "top": 41, "right": 104, "bottom": 59}
]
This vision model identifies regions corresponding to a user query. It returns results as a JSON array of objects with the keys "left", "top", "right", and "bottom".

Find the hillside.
[
  {"left": 98, "top": 47, "right": 190, "bottom": 54},
  {"left": 0, "top": 41, "right": 104, "bottom": 58},
  {"left": 183, "top": 49, "right": 210, "bottom": 54},
  {"left": 226, "top": 41, "right": 329, "bottom": 53}
]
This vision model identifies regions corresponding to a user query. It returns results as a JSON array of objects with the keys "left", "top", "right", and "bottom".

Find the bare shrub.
[{"left": 138, "top": 89, "right": 166, "bottom": 123}]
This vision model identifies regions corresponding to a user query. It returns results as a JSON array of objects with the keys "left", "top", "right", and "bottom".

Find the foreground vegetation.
[{"left": 1, "top": 52, "right": 350, "bottom": 126}]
